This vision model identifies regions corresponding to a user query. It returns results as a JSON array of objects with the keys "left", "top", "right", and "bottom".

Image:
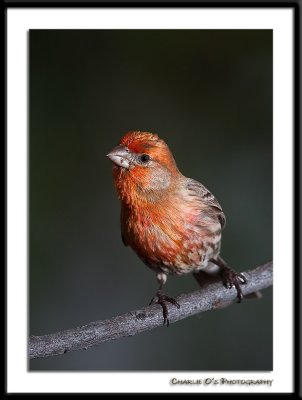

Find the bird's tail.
[{"left": 193, "top": 257, "right": 262, "bottom": 308}]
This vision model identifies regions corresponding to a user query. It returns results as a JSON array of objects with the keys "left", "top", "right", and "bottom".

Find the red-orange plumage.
[
  {"left": 107, "top": 130, "right": 246, "bottom": 325},
  {"left": 110, "top": 130, "right": 223, "bottom": 273}
]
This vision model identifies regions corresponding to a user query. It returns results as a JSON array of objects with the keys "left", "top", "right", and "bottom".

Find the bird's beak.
[{"left": 106, "top": 145, "right": 132, "bottom": 169}]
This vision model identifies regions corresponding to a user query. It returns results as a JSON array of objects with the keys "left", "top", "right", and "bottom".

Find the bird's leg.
[
  {"left": 210, "top": 256, "right": 247, "bottom": 303},
  {"left": 149, "top": 273, "right": 180, "bottom": 327}
]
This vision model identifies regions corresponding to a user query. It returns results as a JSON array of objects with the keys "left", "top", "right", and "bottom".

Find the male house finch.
[{"left": 107, "top": 131, "right": 247, "bottom": 326}]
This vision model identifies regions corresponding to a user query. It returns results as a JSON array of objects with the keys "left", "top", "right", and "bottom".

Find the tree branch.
[{"left": 29, "top": 260, "right": 273, "bottom": 360}]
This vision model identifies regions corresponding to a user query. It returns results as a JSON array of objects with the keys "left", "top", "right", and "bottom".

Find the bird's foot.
[
  {"left": 149, "top": 290, "right": 180, "bottom": 327},
  {"left": 220, "top": 266, "right": 247, "bottom": 303}
]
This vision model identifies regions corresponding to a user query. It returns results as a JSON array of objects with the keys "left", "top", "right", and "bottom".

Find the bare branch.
[{"left": 29, "top": 260, "right": 273, "bottom": 360}]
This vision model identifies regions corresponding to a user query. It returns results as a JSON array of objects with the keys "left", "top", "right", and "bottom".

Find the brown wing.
[
  {"left": 121, "top": 231, "right": 128, "bottom": 246},
  {"left": 120, "top": 206, "right": 129, "bottom": 246},
  {"left": 185, "top": 178, "right": 226, "bottom": 229}
]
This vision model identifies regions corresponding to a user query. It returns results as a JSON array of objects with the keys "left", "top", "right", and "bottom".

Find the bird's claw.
[
  {"left": 150, "top": 290, "right": 180, "bottom": 327},
  {"left": 221, "top": 268, "right": 247, "bottom": 303}
]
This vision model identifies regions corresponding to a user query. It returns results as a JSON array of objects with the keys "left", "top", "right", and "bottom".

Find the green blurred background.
[{"left": 29, "top": 30, "right": 272, "bottom": 371}]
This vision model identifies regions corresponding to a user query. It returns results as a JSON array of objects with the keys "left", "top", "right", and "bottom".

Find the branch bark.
[{"left": 29, "top": 260, "right": 273, "bottom": 360}]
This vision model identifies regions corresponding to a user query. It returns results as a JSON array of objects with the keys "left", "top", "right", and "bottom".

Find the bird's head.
[{"left": 107, "top": 131, "right": 180, "bottom": 204}]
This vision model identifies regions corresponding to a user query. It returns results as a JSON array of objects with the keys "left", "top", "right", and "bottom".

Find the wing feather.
[{"left": 185, "top": 178, "right": 226, "bottom": 229}]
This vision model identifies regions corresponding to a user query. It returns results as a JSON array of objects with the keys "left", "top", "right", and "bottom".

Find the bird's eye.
[{"left": 139, "top": 154, "right": 150, "bottom": 164}]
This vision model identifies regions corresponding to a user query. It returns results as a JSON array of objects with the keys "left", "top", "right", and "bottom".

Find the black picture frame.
[{"left": 4, "top": 0, "right": 300, "bottom": 397}]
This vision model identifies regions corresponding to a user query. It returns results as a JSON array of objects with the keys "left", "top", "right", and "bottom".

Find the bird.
[{"left": 107, "top": 130, "right": 247, "bottom": 326}]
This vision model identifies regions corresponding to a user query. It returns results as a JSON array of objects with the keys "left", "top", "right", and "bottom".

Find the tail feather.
[{"left": 193, "top": 258, "right": 262, "bottom": 301}]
